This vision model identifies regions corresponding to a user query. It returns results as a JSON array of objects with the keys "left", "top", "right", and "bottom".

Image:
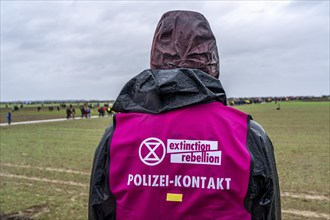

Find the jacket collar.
[{"left": 113, "top": 68, "right": 226, "bottom": 114}]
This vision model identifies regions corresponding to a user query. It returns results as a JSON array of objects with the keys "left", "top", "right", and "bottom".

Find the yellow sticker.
[{"left": 166, "top": 193, "right": 183, "bottom": 202}]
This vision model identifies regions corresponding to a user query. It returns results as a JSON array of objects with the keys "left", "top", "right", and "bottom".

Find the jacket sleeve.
[
  {"left": 88, "top": 125, "right": 116, "bottom": 220},
  {"left": 247, "top": 119, "right": 281, "bottom": 220}
]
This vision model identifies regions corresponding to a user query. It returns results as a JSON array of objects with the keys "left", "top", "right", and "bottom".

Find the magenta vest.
[{"left": 109, "top": 102, "right": 251, "bottom": 220}]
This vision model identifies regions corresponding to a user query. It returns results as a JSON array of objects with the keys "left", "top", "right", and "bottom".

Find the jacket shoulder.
[
  {"left": 247, "top": 119, "right": 281, "bottom": 220},
  {"left": 89, "top": 125, "right": 116, "bottom": 220},
  {"left": 250, "top": 120, "right": 266, "bottom": 137}
]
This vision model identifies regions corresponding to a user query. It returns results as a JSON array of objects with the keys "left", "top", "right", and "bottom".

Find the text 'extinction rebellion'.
[{"left": 167, "top": 139, "right": 221, "bottom": 165}]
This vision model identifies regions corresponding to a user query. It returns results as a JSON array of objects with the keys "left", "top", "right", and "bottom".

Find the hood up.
[
  {"left": 150, "top": 10, "right": 220, "bottom": 78},
  {"left": 112, "top": 11, "right": 225, "bottom": 114}
]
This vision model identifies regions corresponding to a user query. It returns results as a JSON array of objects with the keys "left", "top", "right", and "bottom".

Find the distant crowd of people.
[
  {"left": 97, "top": 105, "right": 114, "bottom": 117},
  {"left": 2, "top": 103, "right": 115, "bottom": 125},
  {"left": 66, "top": 104, "right": 114, "bottom": 119},
  {"left": 81, "top": 105, "right": 91, "bottom": 118}
]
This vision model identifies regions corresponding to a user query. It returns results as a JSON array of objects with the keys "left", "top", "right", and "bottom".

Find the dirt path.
[
  {"left": 1, "top": 163, "right": 329, "bottom": 219},
  {"left": 282, "top": 191, "right": 329, "bottom": 201},
  {"left": 1, "top": 162, "right": 329, "bottom": 202},
  {"left": 1, "top": 163, "right": 90, "bottom": 175},
  {"left": 283, "top": 209, "right": 330, "bottom": 219},
  {"left": 0, "top": 115, "right": 101, "bottom": 126},
  {"left": 0, "top": 173, "right": 87, "bottom": 187},
  {"left": 2, "top": 172, "right": 329, "bottom": 219},
  {"left": 0, "top": 204, "right": 51, "bottom": 220}
]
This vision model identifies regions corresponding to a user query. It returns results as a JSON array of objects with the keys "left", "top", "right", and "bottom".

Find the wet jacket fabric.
[
  {"left": 89, "top": 10, "right": 280, "bottom": 220},
  {"left": 88, "top": 68, "right": 281, "bottom": 220},
  {"left": 150, "top": 10, "right": 220, "bottom": 78}
]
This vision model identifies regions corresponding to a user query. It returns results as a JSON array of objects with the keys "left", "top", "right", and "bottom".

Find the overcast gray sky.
[{"left": 1, "top": 1, "right": 329, "bottom": 101}]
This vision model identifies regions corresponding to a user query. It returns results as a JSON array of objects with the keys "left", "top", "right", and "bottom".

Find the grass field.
[
  {"left": 236, "top": 101, "right": 330, "bottom": 219},
  {"left": 0, "top": 104, "right": 107, "bottom": 124},
  {"left": 0, "top": 101, "right": 329, "bottom": 219}
]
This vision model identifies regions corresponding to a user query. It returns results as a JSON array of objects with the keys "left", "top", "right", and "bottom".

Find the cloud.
[{"left": 1, "top": 1, "right": 329, "bottom": 101}]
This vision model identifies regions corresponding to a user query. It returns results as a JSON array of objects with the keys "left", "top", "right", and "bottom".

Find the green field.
[
  {"left": 236, "top": 102, "right": 330, "bottom": 219},
  {"left": 0, "top": 101, "right": 329, "bottom": 219},
  {"left": 0, "top": 104, "right": 111, "bottom": 124}
]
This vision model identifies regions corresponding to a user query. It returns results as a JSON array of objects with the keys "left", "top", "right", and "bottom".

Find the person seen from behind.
[
  {"left": 89, "top": 10, "right": 281, "bottom": 220},
  {"left": 6, "top": 112, "right": 12, "bottom": 125},
  {"left": 66, "top": 106, "right": 72, "bottom": 119}
]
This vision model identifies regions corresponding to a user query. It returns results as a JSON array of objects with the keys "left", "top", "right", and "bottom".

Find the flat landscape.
[
  {"left": 0, "top": 103, "right": 103, "bottom": 123},
  {"left": 0, "top": 101, "right": 329, "bottom": 219}
]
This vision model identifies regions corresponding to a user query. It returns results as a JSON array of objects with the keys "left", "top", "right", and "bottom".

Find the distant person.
[
  {"left": 71, "top": 105, "right": 76, "bottom": 119},
  {"left": 106, "top": 105, "right": 114, "bottom": 116},
  {"left": 80, "top": 106, "right": 85, "bottom": 118},
  {"left": 98, "top": 106, "right": 105, "bottom": 117},
  {"left": 89, "top": 11, "right": 281, "bottom": 220},
  {"left": 6, "top": 112, "right": 12, "bottom": 125},
  {"left": 103, "top": 106, "right": 107, "bottom": 116},
  {"left": 66, "top": 107, "right": 72, "bottom": 119},
  {"left": 86, "top": 107, "right": 91, "bottom": 118}
]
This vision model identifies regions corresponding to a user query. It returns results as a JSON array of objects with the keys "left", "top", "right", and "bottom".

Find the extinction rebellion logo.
[
  {"left": 139, "top": 137, "right": 166, "bottom": 166},
  {"left": 139, "top": 138, "right": 221, "bottom": 166}
]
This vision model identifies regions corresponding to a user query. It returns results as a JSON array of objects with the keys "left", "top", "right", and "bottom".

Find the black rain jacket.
[
  {"left": 88, "top": 68, "right": 281, "bottom": 220},
  {"left": 89, "top": 10, "right": 280, "bottom": 220}
]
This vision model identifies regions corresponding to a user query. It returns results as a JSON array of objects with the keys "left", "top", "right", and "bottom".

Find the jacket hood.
[
  {"left": 150, "top": 10, "right": 220, "bottom": 78},
  {"left": 112, "top": 68, "right": 226, "bottom": 114}
]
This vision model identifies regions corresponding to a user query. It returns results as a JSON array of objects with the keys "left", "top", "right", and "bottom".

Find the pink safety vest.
[{"left": 109, "top": 102, "right": 251, "bottom": 220}]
